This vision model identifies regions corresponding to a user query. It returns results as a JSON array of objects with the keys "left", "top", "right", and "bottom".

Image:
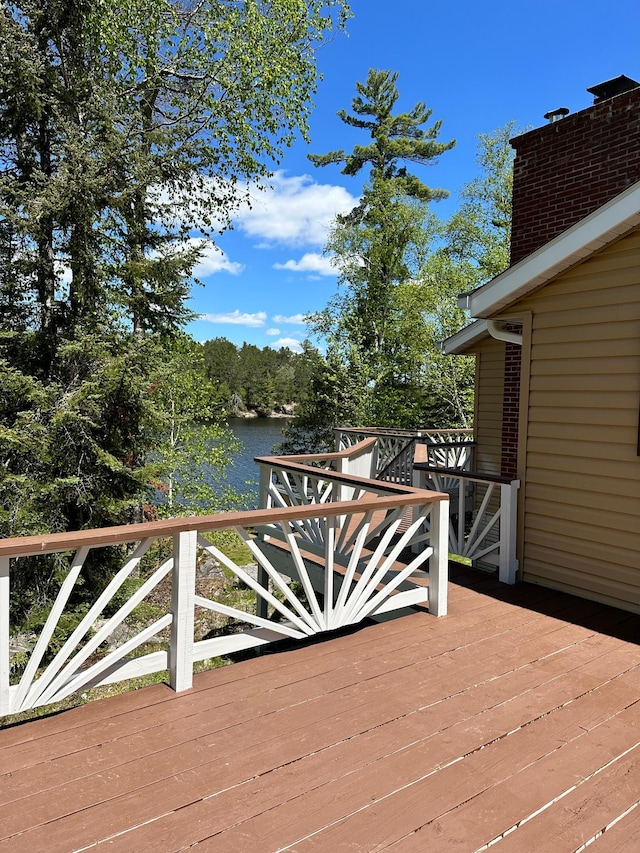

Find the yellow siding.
[
  {"left": 474, "top": 338, "right": 504, "bottom": 476},
  {"left": 511, "top": 228, "right": 640, "bottom": 612}
]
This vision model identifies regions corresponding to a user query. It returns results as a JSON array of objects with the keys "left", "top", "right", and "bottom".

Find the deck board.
[
  {"left": 1, "top": 565, "right": 639, "bottom": 852},
  {"left": 588, "top": 804, "right": 640, "bottom": 850}
]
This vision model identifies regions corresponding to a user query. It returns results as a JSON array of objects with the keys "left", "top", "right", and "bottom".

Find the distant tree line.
[{"left": 202, "top": 338, "right": 314, "bottom": 416}]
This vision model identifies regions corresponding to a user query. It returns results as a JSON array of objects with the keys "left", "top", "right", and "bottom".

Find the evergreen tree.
[
  {"left": 279, "top": 342, "right": 366, "bottom": 453},
  {"left": 293, "top": 117, "right": 516, "bottom": 441},
  {"left": 307, "top": 69, "right": 454, "bottom": 426},
  {"left": 0, "top": 0, "right": 350, "bottom": 624}
]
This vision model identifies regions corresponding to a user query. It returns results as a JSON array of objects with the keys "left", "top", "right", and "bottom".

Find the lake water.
[{"left": 226, "top": 417, "right": 290, "bottom": 506}]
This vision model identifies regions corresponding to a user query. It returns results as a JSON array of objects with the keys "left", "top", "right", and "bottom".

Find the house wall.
[
  {"left": 474, "top": 337, "right": 505, "bottom": 476},
  {"left": 512, "top": 227, "right": 640, "bottom": 612}
]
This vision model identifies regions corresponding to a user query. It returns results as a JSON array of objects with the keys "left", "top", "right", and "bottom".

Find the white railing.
[
  {"left": 333, "top": 430, "right": 519, "bottom": 585},
  {"left": 1, "top": 452, "right": 448, "bottom": 718},
  {"left": 425, "top": 440, "right": 475, "bottom": 471},
  {"left": 336, "top": 428, "right": 414, "bottom": 475},
  {"left": 413, "top": 458, "right": 519, "bottom": 584},
  {"left": 262, "top": 436, "right": 379, "bottom": 500},
  {"left": 256, "top": 453, "right": 448, "bottom": 618},
  {"left": 377, "top": 439, "right": 417, "bottom": 487},
  {"left": 335, "top": 427, "right": 475, "bottom": 483}
]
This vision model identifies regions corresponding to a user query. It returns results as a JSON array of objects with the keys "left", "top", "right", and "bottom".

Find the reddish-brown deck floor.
[{"left": 1, "top": 564, "right": 639, "bottom": 852}]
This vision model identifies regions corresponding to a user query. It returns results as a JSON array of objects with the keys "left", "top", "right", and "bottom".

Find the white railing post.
[
  {"left": 429, "top": 499, "right": 449, "bottom": 616},
  {"left": 0, "top": 557, "right": 10, "bottom": 716},
  {"left": 499, "top": 480, "right": 520, "bottom": 584},
  {"left": 258, "top": 463, "right": 272, "bottom": 509},
  {"left": 340, "top": 440, "right": 377, "bottom": 500},
  {"left": 170, "top": 529, "right": 197, "bottom": 692}
]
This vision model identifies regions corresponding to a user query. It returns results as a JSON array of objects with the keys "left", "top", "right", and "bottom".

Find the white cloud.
[
  {"left": 273, "top": 253, "right": 338, "bottom": 276},
  {"left": 189, "top": 239, "right": 244, "bottom": 277},
  {"left": 200, "top": 310, "right": 267, "bottom": 327},
  {"left": 152, "top": 172, "right": 358, "bottom": 250},
  {"left": 272, "top": 313, "right": 306, "bottom": 325},
  {"left": 272, "top": 337, "right": 304, "bottom": 353},
  {"left": 55, "top": 260, "right": 72, "bottom": 285},
  {"left": 234, "top": 172, "right": 359, "bottom": 248},
  {"left": 266, "top": 327, "right": 281, "bottom": 336}
]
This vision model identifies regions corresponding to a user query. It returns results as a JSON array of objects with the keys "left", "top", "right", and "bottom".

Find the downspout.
[{"left": 487, "top": 320, "right": 523, "bottom": 346}]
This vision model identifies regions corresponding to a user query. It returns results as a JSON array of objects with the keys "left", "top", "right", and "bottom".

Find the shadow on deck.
[{"left": 1, "top": 563, "right": 639, "bottom": 852}]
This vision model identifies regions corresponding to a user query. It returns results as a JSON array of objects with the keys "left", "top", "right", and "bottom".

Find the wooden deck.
[{"left": 1, "top": 564, "right": 639, "bottom": 852}]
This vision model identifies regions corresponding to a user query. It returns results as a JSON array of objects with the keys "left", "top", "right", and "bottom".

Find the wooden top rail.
[
  {"left": 427, "top": 441, "right": 476, "bottom": 449},
  {"left": 413, "top": 461, "right": 519, "bottom": 486},
  {"left": 264, "top": 436, "right": 377, "bottom": 465},
  {"left": 255, "top": 454, "right": 441, "bottom": 496},
  {"left": 0, "top": 462, "right": 447, "bottom": 559}
]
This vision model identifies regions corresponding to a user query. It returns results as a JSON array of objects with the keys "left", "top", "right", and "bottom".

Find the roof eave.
[
  {"left": 466, "top": 180, "right": 640, "bottom": 319},
  {"left": 443, "top": 319, "right": 489, "bottom": 354}
]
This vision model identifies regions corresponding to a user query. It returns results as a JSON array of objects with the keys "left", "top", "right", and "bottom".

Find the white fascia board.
[
  {"left": 443, "top": 319, "right": 489, "bottom": 354},
  {"left": 467, "top": 180, "right": 640, "bottom": 319}
]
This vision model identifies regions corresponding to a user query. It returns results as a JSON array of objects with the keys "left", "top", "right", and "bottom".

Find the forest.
[
  {"left": 0, "top": 2, "right": 514, "bottom": 570},
  {"left": 0, "top": 0, "right": 524, "bottom": 708},
  {"left": 201, "top": 338, "right": 309, "bottom": 417}
]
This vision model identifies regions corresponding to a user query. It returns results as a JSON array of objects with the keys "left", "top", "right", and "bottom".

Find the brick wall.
[
  {"left": 501, "top": 336, "right": 522, "bottom": 479},
  {"left": 510, "top": 86, "right": 640, "bottom": 264}
]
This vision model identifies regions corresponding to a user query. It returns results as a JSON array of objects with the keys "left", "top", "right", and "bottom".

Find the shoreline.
[{"left": 233, "top": 411, "right": 295, "bottom": 420}]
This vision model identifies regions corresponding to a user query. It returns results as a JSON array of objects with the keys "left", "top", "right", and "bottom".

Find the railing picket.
[
  {"left": 360, "top": 505, "right": 404, "bottom": 548},
  {"left": 324, "top": 521, "right": 335, "bottom": 629},
  {"left": 334, "top": 519, "right": 372, "bottom": 619},
  {"left": 463, "top": 483, "right": 495, "bottom": 557},
  {"left": 341, "top": 516, "right": 404, "bottom": 623},
  {"left": 281, "top": 524, "right": 326, "bottom": 630},
  {"left": 37, "top": 555, "right": 174, "bottom": 710},
  {"left": 55, "top": 614, "right": 173, "bottom": 704},
  {"left": 336, "top": 507, "right": 373, "bottom": 558},
  {"left": 13, "top": 547, "right": 90, "bottom": 713},
  {"left": 23, "top": 537, "right": 155, "bottom": 711},
  {"left": 0, "top": 557, "right": 9, "bottom": 716},
  {"left": 194, "top": 596, "right": 306, "bottom": 640},
  {"left": 200, "top": 532, "right": 317, "bottom": 635}
]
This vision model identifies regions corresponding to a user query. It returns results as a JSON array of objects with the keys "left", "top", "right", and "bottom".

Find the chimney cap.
[
  {"left": 544, "top": 107, "right": 570, "bottom": 123},
  {"left": 587, "top": 74, "right": 640, "bottom": 103}
]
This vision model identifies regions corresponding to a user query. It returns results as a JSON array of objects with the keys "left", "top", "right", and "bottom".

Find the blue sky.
[{"left": 185, "top": 0, "right": 640, "bottom": 352}]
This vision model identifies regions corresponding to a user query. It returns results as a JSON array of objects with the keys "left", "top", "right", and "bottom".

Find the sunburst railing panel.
[
  {"left": 1, "top": 453, "right": 448, "bottom": 719},
  {"left": 414, "top": 462, "right": 519, "bottom": 584}
]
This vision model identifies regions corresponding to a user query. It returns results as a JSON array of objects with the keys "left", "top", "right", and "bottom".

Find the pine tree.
[{"left": 307, "top": 69, "right": 454, "bottom": 424}]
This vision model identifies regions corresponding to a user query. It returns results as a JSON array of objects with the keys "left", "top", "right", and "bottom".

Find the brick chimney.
[{"left": 510, "top": 75, "right": 640, "bottom": 265}]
